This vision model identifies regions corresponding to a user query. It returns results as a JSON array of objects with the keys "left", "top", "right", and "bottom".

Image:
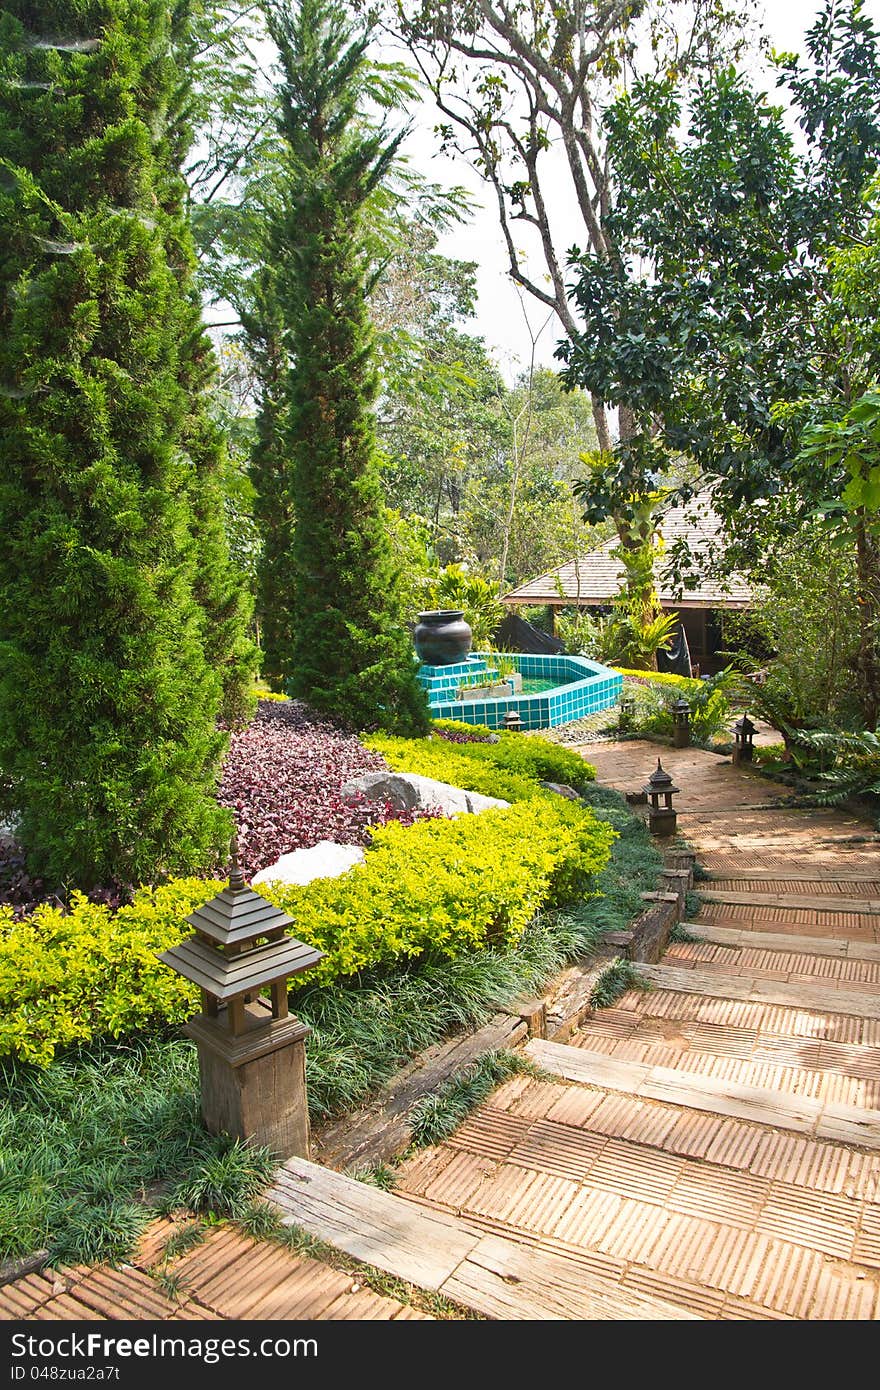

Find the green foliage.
[
  {"left": 614, "top": 670, "right": 741, "bottom": 745},
  {"left": 409, "top": 1050, "right": 542, "bottom": 1149},
  {"left": 0, "top": 879, "right": 221, "bottom": 1065},
  {"left": 365, "top": 727, "right": 596, "bottom": 800},
  {"left": 589, "top": 958, "right": 650, "bottom": 1010},
  {"left": 264, "top": 0, "right": 428, "bottom": 734},
  {"left": 569, "top": 782, "right": 664, "bottom": 940},
  {"left": 347, "top": 1162, "right": 398, "bottom": 1190},
  {"left": 263, "top": 800, "right": 615, "bottom": 984},
  {"left": 419, "top": 564, "right": 505, "bottom": 646},
  {"left": 0, "top": 793, "right": 613, "bottom": 1064},
  {"left": 163, "top": 1138, "right": 275, "bottom": 1219},
  {"left": 0, "top": 1036, "right": 271, "bottom": 1265},
  {"left": 669, "top": 922, "right": 698, "bottom": 944},
  {"left": 794, "top": 727, "right": 880, "bottom": 806},
  {"left": 295, "top": 907, "right": 607, "bottom": 1120},
  {"left": 557, "top": 602, "right": 675, "bottom": 669},
  {"left": 0, "top": 0, "right": 253, "bottom": 888},
  {"left": 722, "top": 523, "right": 862, "bottom": 732}
]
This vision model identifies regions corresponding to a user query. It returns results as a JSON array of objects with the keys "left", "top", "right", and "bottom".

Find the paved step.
[
  {"left": 699, "top": 900, "right": 880, "bottom": 941},
  {"left": 683, "top": 921, "right": 880, "bottom": 963},
  {"left": 664, "top": 938, "right": 880, "bottom": 986},
  {"left": 581, "top": 1008, "right": 880, "bottom": 1109},
  {"left": 611, "top": 985, "right": 880, "bottom": 1047},
  {"left": 634, "top": 961, "right": 880, "bottom": 1020},
  {"left": 395, "top": 1076, "right": 880, "bottom": 1319},
  {"left": 266, "top": 1155, "right": 694, "bottom": 1319},
  {"left": 709, "top": 877, "right": 880, "bottom": 897},
  {"left": 524, "top": 1038, "right": 880, "bottom": 1148}
]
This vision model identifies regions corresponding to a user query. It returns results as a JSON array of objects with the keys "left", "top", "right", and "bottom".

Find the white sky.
[{"left": 397, "top": 1, "right": 880, "bottom": 381}]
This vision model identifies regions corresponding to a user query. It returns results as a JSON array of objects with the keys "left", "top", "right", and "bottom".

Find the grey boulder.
[{"left": 341, "top": 771, "right": 509, "bottom": 816}]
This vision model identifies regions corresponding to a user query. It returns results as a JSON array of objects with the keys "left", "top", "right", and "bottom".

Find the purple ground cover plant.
[
  {"left": 218, "top": 699, "right": 438, "bottom": 876},
  {"left": 0, "top": 700, "right": 438, "bottom": 914}
]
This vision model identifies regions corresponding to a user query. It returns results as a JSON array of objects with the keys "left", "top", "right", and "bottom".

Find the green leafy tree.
[
  {"left": 0, "top": 0, "right": 252, "bottom": 886},
  {"left": 265, "top": 0, "right": 428, "bottom": 733},
  {"left": 561, "top": 2, "right": 880, "bottom": 721}
]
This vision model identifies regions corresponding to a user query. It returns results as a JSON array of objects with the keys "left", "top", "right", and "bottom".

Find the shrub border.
[{"left": 315, "top": 836, "right": 695, "bottom": 1172}]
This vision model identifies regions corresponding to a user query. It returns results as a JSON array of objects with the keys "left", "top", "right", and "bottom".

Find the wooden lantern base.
[
  {"left": 648, "top": 807, "right": 678, "bottom": 837},
  {"left": 185, "top": 1007, "right": 311, "bottom": 1160}
]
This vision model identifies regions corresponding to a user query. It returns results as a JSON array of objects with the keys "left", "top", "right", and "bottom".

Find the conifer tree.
[
  {"left": 263, "top": 0, "right": 429, "bottom": 733},
  {"left": 0, "top": 0, "right": 251, "bottom": 886}
]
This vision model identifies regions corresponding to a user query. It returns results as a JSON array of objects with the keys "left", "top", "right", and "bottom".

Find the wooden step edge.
[
  {"left": 266, "top": 1156, "right": 697, "bottom": 1320},
  {"left": 680, "top": 922, "right": 880, "bottom": 963},
  {"left": 703, "top": 890, "right": 880, "bottom": 916},
  {"left": 524, "top": 1039, "right": 880, "bottom": 1151},
  {"left": 636, "top": 962, "right": 880, "bottom": 1021}
]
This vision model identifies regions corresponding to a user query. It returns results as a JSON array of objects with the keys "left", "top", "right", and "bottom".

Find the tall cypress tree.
[
  {"left": 0, "top": 0, "right": 250, "bottom": 886},
  {"left": 263, "top": 0, "right": 429, "bottom": 734}
]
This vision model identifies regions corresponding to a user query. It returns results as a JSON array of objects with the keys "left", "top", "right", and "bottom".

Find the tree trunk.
[{"left": 854, "top": 514, "right": 880, "bottom": 728}]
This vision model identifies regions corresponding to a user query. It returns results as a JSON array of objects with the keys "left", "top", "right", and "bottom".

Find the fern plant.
[{"left": 795, "top": 728, "right": 880, "bottom": 805}]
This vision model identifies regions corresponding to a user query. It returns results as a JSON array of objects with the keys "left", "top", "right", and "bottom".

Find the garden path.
[
  {"left": 0, "top": 1218, "right": 435, "bottom": 1321},
  {"left": 390, "top": 742, "right": 880, "bottom": 1319},
  {"left": 6, "top": 742, "right": 880, "bottom": 1321}
]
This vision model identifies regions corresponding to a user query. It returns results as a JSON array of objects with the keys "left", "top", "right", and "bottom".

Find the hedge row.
[
  {"left": 364, "top": 726, "right": 595, "bottom": 803},
  {"left": 1, "top": 791, "right": 613, "bottom": 1066}
]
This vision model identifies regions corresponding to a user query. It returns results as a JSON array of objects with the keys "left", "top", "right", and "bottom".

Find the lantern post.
[
  {"left": 159, "top": 838, "right": 321, "bottom": 1158},
  {"left": 643, "top": 760, "right": 681, "bottom": 837}
]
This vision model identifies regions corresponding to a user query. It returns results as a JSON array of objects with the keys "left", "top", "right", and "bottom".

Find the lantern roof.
[
  {"left": 644, "top": 759, "right": 680, "bottom": 796},
  {"left": 185, "top": 839, "right": 294, "bottom": 949},
  {"left": 734, "top": 714, "right": 756, "bottom": 734},
  {"left": 159, "top": 934, "right": 321, "bottom": 1000}
]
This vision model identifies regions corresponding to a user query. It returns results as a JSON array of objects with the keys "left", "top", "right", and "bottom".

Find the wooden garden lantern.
[
  {"left": 643, "top": 759, "right": 680, "bottom": 837},
  {"left": 672, "top": 695, "right": 691, "bottom": 748},
  {"left": 159, "top": 839, "right": 322, "bottom": 1159},
  {"left": 733, "top": 714, "right": 756, "bottom": 763}
]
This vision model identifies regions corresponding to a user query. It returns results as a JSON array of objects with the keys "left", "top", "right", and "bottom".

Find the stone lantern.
[
  {"left": 159, "top": 839, "right": 322, "bottom": 1159},
  {"left": 672, "top": 695, "right": 691, "bottom": 748},
  {"left": 643, "top": 759, "right": 680, "bottom": 837},
  {"left": 733, "top": 714, "right": 756, "bottom": 763},
  {"left": 502, "top": 709, "right": 524, "bottom": 731}
]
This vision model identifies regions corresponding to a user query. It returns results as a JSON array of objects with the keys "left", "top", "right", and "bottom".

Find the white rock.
[
  {"left": 341, "top": 771, "right": 509, "bottom": 816},
  {"left": 252, "top": 840, "right": 365, "bottom": 887}
]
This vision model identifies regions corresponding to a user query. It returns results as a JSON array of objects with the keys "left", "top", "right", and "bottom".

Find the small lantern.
[
  {"left": 618, "top": 694, "right": 636, "bottom": 733},
  {"left": 672, "top": 695, "right": 691, "bottom": 748},
  {"left": 643, "top": 759, "right": 680, "bottom": 837},
  {"left": 502, "top": 709, "right": 524, "bottom": 732},
  {"left": 159, "top": 836, "right": 322, "bottom": 1157},
  {"left": 733, "top": 714, "right": 756, "bottom": 763}
]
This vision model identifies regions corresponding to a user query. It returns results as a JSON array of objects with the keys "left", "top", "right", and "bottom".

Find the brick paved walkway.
[
  {"left": 0, "top": 1218, "right": 434, "bottom": 1322},
  {"left": 393, "top": 743, "right": 880, "bottom": 1319}
]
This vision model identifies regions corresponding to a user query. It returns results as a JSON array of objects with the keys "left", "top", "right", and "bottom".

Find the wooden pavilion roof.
[{"left": 503, "top": 493, "right": 754, "bottom": 611}]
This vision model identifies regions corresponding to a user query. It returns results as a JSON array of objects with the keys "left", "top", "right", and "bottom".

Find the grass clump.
[
  {"left": 684, "top": 889, "right": 703, "bottom": 918},
  {"left": 589, "top": 958, "right": 651, "bottom": 1010},
  {"left": 0, "top": 1036, "right": 272, "bottom": 1267},
  {"left": 409, "top": 1050, "right": 542, "bottom": 1149},
  {"left": 298, "top": 906, "right": 605, "bottom": 1119},
  {"left": 669, "top": 922, "right": 699, "bottom": 944}
]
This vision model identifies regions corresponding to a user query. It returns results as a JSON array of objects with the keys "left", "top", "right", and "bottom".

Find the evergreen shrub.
[{"left": 0, "top": 798, "right": 614, "bottom": 1065}]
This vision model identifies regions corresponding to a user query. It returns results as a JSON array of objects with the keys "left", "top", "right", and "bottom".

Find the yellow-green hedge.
[
  {"left": 366, "top": 728, "right": 595, "bottom": 802},
  {"left": 614, "top": 667, "right": 694, "bottom": 689},
  {"left": 0, "top": 797, "right": 614, "bottom": 1066}
]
